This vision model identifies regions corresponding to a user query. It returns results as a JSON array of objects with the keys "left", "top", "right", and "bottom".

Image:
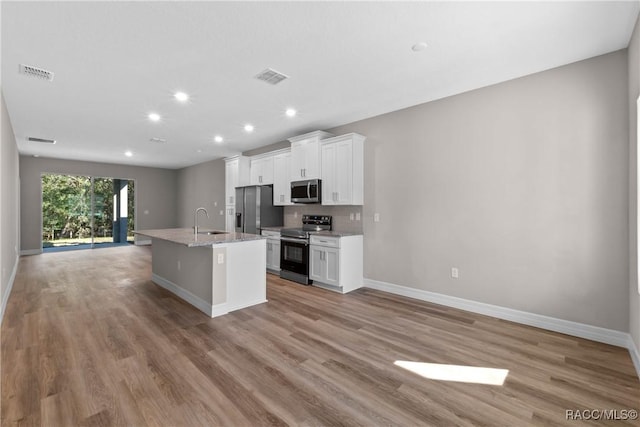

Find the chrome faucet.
[{"left": 194, "top": 207, "right": 209, "bottom": 236}]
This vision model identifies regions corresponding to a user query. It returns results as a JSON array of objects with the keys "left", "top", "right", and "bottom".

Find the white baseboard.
[
  {"left": 20, "top": 249, "right": 41, "bottom": 256},
  {"left": 363, "top": 278, "right": 630, "bottom": 348},
  {"left": 152, "top": 273, "right": 215, "bottom": 317},
  {"left": 135, "top": 239, "right": 152, "bottom": 246},
  {"left": 628, "top": 336, "right": 640, "bottom": 379},
  {"left": 226, "top": 298, "right": 268, "bottom": 314},
  {"left": 1, "top": 256, "right": 19, "bottom": 324}
]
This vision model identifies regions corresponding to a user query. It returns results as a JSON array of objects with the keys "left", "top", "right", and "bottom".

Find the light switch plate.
[{"left": 217, "top": 253, "right": 224, "bottom": 264}]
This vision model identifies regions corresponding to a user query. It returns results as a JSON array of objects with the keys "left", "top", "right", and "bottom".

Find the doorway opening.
[{"left": 41, "top": 174, "right": 135, "bottom": 252}]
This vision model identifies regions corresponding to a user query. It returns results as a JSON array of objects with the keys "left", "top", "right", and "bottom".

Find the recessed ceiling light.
[
  {"left": 244, "top": 124, "right": 254, "bottom": 133},
  {"left": 148, "top": 112, "right": 161, "bottom": 122},
  {"left": 125, "top": 151, "right": 133, "bottom": 157},
  {"left": 285, "top": 108, "right": 297, "bottom": 117},
  {"left": 197, "top": 149, "right": 202, "bottom": 153},
  {"left": 412, "top": 42, "right": 428, "bottom": 52},
  {"left": 214, "top": 135, "right": 224, "bottom": 143},
  {"left": 174, "top": 92, "right": 189, "bottom": 102}
]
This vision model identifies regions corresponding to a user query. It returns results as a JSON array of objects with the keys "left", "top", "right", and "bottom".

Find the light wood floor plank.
[{"left": 2, "top": 245, "right": 638, "bottom": 426}]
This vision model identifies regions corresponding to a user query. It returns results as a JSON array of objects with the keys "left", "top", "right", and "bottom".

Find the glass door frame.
[{"left": 40, "top": 172, "right": 137, "bottom": 250}]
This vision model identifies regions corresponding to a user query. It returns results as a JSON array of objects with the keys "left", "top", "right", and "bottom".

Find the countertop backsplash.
[{"left": 284, "top": 205, "right": 363, "bottom": 234}]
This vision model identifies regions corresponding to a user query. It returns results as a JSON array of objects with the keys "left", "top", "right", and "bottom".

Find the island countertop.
[{"left": 135, "top": 228, "right": 265, "bottom": 247}]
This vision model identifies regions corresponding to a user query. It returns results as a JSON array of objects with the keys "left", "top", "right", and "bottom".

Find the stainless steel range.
[{"left": 280, "top": 215, "right": 332, "bottom": 285}]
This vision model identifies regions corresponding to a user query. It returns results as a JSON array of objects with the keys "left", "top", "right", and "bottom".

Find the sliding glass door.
[{"left": 42, "top": 174, "right": 135, "bottom": 251}]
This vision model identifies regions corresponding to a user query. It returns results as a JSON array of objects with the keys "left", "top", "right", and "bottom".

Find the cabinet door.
[
  {"left": 266, "top": 241, "right": 274, "bottom": 270},
  {"left": 251, "top": 157, "right": 275, "bottom": 185},
  {"left": 260, "top": 156, "right": 274, "bottom": 185},
  {"left": 225, "top": 159, "right": 239, "bottom": 205},
  {"left": 290, "top": 140, "right": 306, "bottom": 180},
  {"left": 273, "top": 153, "right": 292, "bottom": 206},
  {"left": 225, "top": 207, "right": 236, "bottom": 232},
  {"left": 324, "top": 247, "right": 340, "bottom": 286},
  {"left": 321, "top": 142, "right": 337, "bottom": 205},
  {"left": 334, "top": 139, "right": 353, "bottom": 204},
  {"left": 309, "top": 246, "right": 325, "bottom": 282},
  {"left": 304, "top": 139, "right": 320, "bottom": 179},
  {"left": 250, "top": 158, "right": 261, "bottom": 185},
  {"left": 272, "top": 240, "right": 281, "bottom": 270}
]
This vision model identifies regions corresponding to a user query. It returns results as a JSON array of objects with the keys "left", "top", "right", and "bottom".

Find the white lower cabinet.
[
  {"left": 262, "top": 230, "right": 281, "bottom": 272},
  {"left": 310, "top": 245, "right": 339, "bottom": 287},
  {"left": 309, "top": 234, "right": 363, "bottom": 293}
]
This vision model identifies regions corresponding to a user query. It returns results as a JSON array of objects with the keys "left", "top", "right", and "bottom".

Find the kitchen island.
[{"left": 135, "top": 228, "right": 267, "bottom": 317}]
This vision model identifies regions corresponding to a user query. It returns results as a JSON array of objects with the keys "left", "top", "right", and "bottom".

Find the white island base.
[{"left": 149, "top": 237, "right": 267, "bottom": 317}]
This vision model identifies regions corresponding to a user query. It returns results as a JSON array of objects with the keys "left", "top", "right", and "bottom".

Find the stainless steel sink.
[{"left": 197, "top": 230, "right": 228, "bottom": 235}]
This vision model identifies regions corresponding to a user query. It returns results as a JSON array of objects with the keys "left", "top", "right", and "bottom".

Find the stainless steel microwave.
[{"left": 291, "top": 179, "right": 321, "bottom": 204}]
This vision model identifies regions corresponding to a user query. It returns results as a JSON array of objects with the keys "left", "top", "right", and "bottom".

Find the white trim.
[
  {"left": 1, "top": 256, "right": 19, "bottom": 324},
  {"left": 212, "top": 303, "right": 229, "bottom": 317},
  {"left": 20, "top": 248, "right": 42, "bottom": 256},
  {"left": 226, "top": 298, "right": 268, "bottom": 314},
  {"left": 135, "top": 239, "right": 152, "bottom": 246},
  {"left": 151, "top": 273, "right": 215, "bottom": 317},
  {"left": 628, "top": 336, "right": 640, "bottom": 379},
  {"left": 363, "top": 278, "right": 630, "bottom": 348}
]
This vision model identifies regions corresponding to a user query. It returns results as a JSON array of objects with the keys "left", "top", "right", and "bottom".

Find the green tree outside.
[{"left": 42, "top": 174, "right": 135, "bottom": 247}]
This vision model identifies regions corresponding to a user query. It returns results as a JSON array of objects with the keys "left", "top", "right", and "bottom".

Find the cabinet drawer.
[
  {"left": 310, "top": 235, "right": 340, "bottom": 248},
  {"left": 262, "top": 230, "right": 281, "bottom": 238}
]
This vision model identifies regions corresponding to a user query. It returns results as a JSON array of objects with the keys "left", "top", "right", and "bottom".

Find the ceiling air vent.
[
  {"left": 149, "top": 137, "right": 167, "bottom": 143},
  {"left": 19, "top": 64, "right": 54, "bottom": 82},
  {"left": 27, "top": 136, "right": 56, "bottom": 144},
  {"left": 254, "top": 68, "right": 289, "bottom": 85}
]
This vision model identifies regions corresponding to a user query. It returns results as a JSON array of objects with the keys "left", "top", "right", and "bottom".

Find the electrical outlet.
[
  {"left": 356, "top": 212, "right": 361, "bottom": 221},
  {"left": 220, "top": 210, "right": 224, "bottom": 216},
  {"left": 177, "top": 260, "right": 181, "bottom": 271},
  {"left": 451, "top": 267, "right": 459, "bottom": 279},
  {"left": 294, "top": 211, "right": 298, "bottom": 218},
  {"left": 350, "top": 213, "right": 354, "bottom": 221},
  {"left": 374, "top": 213, "right": 380, "bottom": 222},
  {"left": 217, "top": 253, "right": 225, "bottom": 264}
]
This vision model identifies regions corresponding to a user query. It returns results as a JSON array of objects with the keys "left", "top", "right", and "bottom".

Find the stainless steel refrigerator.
[{"left": 235, "top": 185, "right": 283, "bottom": 234}]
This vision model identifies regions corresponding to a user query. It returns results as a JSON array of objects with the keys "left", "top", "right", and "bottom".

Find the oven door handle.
[{"left": 280, "top": 237, "right": 309, "bottom": 245}]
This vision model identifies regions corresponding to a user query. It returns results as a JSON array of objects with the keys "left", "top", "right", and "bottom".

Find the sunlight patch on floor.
[{"left": 394, "top": 361, "right": 509, "bottom": 386}]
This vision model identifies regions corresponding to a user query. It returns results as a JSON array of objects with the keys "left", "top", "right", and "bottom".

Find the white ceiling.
[{"left": 2, "top": 1, "right": 639, "bottom": 169}]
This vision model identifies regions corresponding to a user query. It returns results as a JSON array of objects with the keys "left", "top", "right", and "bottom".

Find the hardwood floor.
[{"left": 2, "top": 246, "right": 639, "bottom": 426}]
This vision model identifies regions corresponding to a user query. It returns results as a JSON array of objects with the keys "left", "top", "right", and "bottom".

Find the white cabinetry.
[
  {"left": 309, "top": 234, "right": 363, "bottom": 293},
  {"left": 273, "top": 150, "right": 293, "bottom": 206},
  {"left": 288, "top": 130, "right": 333, "bottom": 180},
  {"left": 310, "top": 243, "right": 340, "bottom": 287},
  {"left": 224, "top": 155, "right": 250, "bottom": 232},
  {"left": 262, "top": 230, "right": 281, "bottom": 272},
  {"left": 250, "top": 154, "right": 274, "bottom": 185},
  {"left": 225, "top": 156, "right": 250, "bottom": 205},
  {"left": 321, "top": 133, "right": 365, "bottom": 205},
  {"left": 225, "top": 207, "right": 236, "bottom": 233}
]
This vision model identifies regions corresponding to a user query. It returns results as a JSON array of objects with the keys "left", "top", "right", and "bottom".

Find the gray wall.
[
  {"left": 629, "top": 15, "right": 640, "bottom": 356},
  {"left": 19, "top": 156, "right": 178, "bottom": 251},
  {"left": 175, "top": 158, "right": 225, "bottom": 230},
  {"left": 328, "top": 50, "right": 630, "bottom": 331},
  {"left": 1, "top": 91, "right": 20, "bottom": 322}
]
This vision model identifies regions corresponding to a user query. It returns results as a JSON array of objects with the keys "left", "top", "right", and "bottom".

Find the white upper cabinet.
[
  {"left": 250, "top": 154, "right": 274, "bottom": 185},
  {"left": 224, "top": 155, "right": 250, "bottom": 206},
  {"left": 320, "top": 133, "right": 365, "bottom": 205},
  {"left": 288, "top": 130, "right": 334, "bottom": 181},
  {"left": 273, "top": 150, "right": 293, "bottom": 206}
]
